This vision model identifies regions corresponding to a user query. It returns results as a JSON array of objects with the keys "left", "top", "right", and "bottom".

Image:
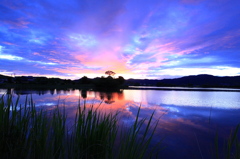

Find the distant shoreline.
[
  {"left": 0, "top": 83, "right": 94, "bottom": 90},
  {"left": 1, "top": 83, "right": 240, "bottom": 92},
  {"left": 126, "top": 86, "right": 240, "bottom": 92}
]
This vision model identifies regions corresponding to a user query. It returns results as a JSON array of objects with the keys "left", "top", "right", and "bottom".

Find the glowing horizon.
[{"left": 0, "top": 0, "right": 240, "bottom": 80}]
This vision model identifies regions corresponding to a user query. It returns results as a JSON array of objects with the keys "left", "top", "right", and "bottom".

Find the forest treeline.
[
  {"left": 1, "top": 74, "right": 240, "bottom": 89},
  {"left": 0, "top": 74, "right": 126, "bottom": 90}
]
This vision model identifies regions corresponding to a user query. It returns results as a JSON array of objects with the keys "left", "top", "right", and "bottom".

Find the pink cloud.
[
  {"left": 181, "top": 0, "right": 203, "bottom": 4},
  {"left": 3, "top": 18, "right": 30, "bottom": 29},
  {"left": 1, "top": 41, "right": 15, "bottom": 45},
  {"left": 33, "top": 52, "right": 40, "bottom": 55}
]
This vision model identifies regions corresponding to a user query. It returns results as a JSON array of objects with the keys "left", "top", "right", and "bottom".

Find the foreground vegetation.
[
  {"left": 1, "top": 94, "right": 239, "bottom": 159},
  {"left": 0, "top": 95, "right": 159, "bottom": 159},
  {"left": 215, "top": 124, "right": 240, "bottom": 159}
]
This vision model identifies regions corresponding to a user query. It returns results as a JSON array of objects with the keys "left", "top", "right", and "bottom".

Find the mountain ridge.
[{"left": 126, "top": 74, "right": 240, "bottom": 88}]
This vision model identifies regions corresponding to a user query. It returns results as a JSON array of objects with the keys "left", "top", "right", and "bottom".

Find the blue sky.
[{"left": 0, "top": 0, "right": 240, "bottom": 79}]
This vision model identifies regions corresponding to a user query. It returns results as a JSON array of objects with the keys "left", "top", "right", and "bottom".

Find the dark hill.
[
  {"left": 0, "top": 74, "right": 9, "bottom": 78},
  {"left": 126, "top": 79, "right": 160, "bottom": 86},
  {"left": 125, "top": 74, "right": 240, "bottom": 88},
  {"left": 157, "top": 74, "right": 240, "bottom": 88}
]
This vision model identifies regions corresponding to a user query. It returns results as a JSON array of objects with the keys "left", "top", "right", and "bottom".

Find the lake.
[{"left": 1, "top": 87, "right": 240, "bottom": 159}]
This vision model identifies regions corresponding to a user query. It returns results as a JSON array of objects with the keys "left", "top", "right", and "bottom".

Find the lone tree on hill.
[{"left": 105, "top": 70, "right": 115, "bottom": 77}]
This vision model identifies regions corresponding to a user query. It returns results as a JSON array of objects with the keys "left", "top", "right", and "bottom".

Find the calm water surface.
[{"left": 1, "top": 88, "right": 240, "bottom": 159}]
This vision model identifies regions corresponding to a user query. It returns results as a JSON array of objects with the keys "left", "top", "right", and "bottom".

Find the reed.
[
  {"left": 215, "top": 124, "right": 240, "bottom": 159},
  {"left": 115, "top": 107, "right": 159, "bottom": 159},
  {"left": 0, "top": 95, "right": 160, "bottom": 159}
]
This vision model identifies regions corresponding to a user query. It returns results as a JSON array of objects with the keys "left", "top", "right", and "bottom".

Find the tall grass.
[
  {"left": 215, "top": 124, "right": 240, "bottom": 159},
  {"left": 0, "top": 95, "right": 160, "bottom": 159},
  {"left": 0, "top": 95, "right": 67, "bottom": 159},
  {"left": 115, "top": 107, "right": 159, "bottom": 159}
]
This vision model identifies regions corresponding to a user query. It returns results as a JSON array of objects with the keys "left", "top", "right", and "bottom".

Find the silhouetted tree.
[
  {"left": 105, "top": 70, "right": 115, "bottom": 77},
  {"left": 79, "top": 76, "right": 91, "bottom": 84},
  {"left": 92, "top": 72, "right": 126, "bottom": 91},
  {"left": 116, "top": 76, "right": 125, "bottom": 85}
]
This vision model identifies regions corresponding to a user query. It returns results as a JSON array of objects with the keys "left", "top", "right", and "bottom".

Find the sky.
[{"left": 0, "top": 0, "right": 240, "bottom": 79}]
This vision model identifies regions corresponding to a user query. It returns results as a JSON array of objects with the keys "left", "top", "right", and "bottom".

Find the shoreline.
[
  {"left": 1, "top": 83, "right": 240, "bottom": 92},
  {"left": 126, "top": 86, "right": 240, "bottom": 92}
]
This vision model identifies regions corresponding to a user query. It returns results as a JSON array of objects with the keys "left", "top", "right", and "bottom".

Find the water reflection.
[
  {"left": 81, "top": 89, "right": 87, "bottom": 99},
  {"left": 124, "top": 90, "right": 240, "bottom": 109},
  {"left": 0, "top": 88, "right": 240, "bottom": 158}
]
